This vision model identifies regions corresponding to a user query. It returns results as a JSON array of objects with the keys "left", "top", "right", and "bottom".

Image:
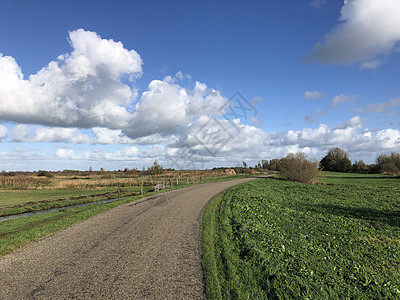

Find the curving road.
[{"left": 0, "top": 177, "right": 255, "bottom": 299}]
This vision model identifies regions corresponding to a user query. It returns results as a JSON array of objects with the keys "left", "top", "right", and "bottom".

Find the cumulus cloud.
[
  {"left": 307, "top": 0, "right": 400, "bottom": 67},
  {"left": 12, "top": 125, "right": 90, "bottom": 143},
  {"left": 0, "top": 29, "right": 142, "bottom": 128},
  {"left": 124, "top": 77, "right": 228, "bottom": 138},
  {"left": 303, "top": 90, "right": 324, "bottom": 100},
  {"left": 0, "top": 124, "right": 8, "bottom": 140},
  {"left": 55, "top": 145, "right": 145, "bottom": 162}
]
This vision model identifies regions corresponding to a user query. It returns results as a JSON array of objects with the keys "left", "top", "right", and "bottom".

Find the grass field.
[{"left": 202, "top": 173, "right": 400, "bottom": 299}]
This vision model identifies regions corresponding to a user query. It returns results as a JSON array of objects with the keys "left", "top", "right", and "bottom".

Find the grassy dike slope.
[{"left": 202, "top": 174, "right": 400, "bottom": 299}]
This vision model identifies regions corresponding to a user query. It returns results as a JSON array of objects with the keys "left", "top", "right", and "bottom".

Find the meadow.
[{"left": 202, "top": 172, "right": 400, "bottom": 299}]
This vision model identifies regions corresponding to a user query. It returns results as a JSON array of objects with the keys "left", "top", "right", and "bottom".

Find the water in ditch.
[{"left": 0, "top": 197, "right": 126, "bottom": 223}]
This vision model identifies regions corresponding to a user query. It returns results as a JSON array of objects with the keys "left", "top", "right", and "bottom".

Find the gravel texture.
[{"left": 0, "top": 178, "right": 255, "bottom": 299}]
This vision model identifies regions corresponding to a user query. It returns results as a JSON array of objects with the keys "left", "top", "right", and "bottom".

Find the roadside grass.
[
  {"left": 0, "top": 174, "right": 252, "bottom": 257},
  {"left": 202, "top": 174, "right": 400, "bottom": 299}
]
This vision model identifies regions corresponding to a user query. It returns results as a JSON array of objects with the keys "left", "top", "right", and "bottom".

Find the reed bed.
[{"left": 0, "top": 169, "right": 238, "bottom": 190}]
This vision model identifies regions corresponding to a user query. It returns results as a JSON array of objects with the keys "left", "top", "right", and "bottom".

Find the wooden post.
[{"left": 118, "top": 182, "right": 120, "bottom": 200}]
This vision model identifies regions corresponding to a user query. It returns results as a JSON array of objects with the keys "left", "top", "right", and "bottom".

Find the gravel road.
[{"left": 0, "top": 177, "right": 255, "bottom": 299}]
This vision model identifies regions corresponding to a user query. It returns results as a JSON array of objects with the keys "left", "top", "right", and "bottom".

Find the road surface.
[{"left": 0, "top": 177, "right": 255, "bottom": 299}]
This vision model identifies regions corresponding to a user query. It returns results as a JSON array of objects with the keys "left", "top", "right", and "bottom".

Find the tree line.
[{"left": 256, "top": 148, "right": 400, "bottom": 176}]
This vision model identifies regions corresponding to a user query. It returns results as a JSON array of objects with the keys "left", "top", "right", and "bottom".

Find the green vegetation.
[{"left": 202, "top": 173, "right": 400, "bottom": 299}]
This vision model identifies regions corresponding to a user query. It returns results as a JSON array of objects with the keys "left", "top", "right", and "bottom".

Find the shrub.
[
  {"left": 380, "top": 163, "right": 399, "bottom": 175},
  {"left": 101, "top": 173, "right": 115, "bottom": 179},
  {"left": 280, "top": 152, "right": 320, "bottom": 184},
  {"left": 352, "top": 160, "right": 368, "bottom": 174},
  {"left": 37, "top": 170, "right": 54, "bottom": 178}
]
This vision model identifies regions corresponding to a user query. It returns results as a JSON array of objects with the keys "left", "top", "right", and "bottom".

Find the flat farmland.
[{"left": 202, "top": 172, "right": 400, "bottom": 299}]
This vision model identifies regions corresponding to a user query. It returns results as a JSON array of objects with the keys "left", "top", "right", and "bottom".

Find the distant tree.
[
  {"left": 380, "top": 163, "right": 399, "bottom": 175},
  {"left": 269, "top": 159, "right": 281, "bottom": 171},
  {"left": 375, "top": 152, "right": 400, "bottom": 175},
  {"left": 100, "top": 167, "right": 104, "bottom": 174},
  {"left": 352, "top": 160, "right": 368, "bottom": 174},
  {"left": 376, "top": 154, "right": 391, "bottom": 166},
  {"left": 89, "top": 166, "right": 93, "bottom": 173},
  {"left": 280, "top": 152, "right": 319, "bottom": 184},
  {"left": 320, "top": 147, "right": 352, "bottom": 172},
  {"left": 150, "top": 160, "right": 164, "bottom": 175},
  {"left": 242, "top": 161, "right": 248, "bottom": 169},
  {"left": 262, "top": 160, "right": 269, "bottom": 169}
]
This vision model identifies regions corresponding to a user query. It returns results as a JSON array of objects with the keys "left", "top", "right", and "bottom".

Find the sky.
[{"left": 1, "top": 0, "right": 400, "bottom": 171}]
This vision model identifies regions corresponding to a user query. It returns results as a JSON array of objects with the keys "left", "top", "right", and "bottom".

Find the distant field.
[{"left": 202, "top": 173, "right": 400, "bottom": 299}]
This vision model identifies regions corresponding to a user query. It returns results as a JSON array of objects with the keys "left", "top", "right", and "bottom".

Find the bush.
[
  {"left": 380, "top": 163, "right": 399, "bottom": 175},
  {"left": 101, "top": 173, "right": 115, "bottom": 179},
  {"left": 280, "top": 152, "right": 320, "bottom": 184},
  {"left": 352, "top": 160, "right": 368, "bottom": 174},
  {"left": 37, "top": 170, "right": 54, "bottom": 178}
]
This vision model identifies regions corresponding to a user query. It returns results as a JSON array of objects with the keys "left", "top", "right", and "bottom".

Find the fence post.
[{"left": 118, "top": 182, "right": 120, "bottom": 200}]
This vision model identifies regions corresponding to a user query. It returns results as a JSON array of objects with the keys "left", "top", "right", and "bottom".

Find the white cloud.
[
  {"left": 358, "top": 98, "right": 400, "bottom": 113},
  {"left": 307, "top": 0, "right": 400, "bottom": 67},
  {"left": 360, "top": 59, "right": 385, "bottom": 70},
  {"left": 331, "top": 94, "right": 359, "bottom": 107},
  {"left": 0, "top": 29, "right": 142, "bottom": 128},
  {"left": 0, "top": 147, "right": 47, "bottom": 161},
  {"left": 124, "top": 77, "right": 228, "bottom": 138},
  {"left": 0, "top": 125, "right": 8, "bottom": 140},
  {"left": 55, "top": 145, "right": 145, "bottom": 162},
  {"left": 10, "top": 115, "right": 398, "bottom": 169},
  {"left": 12, "top": 124, "right": 90, "bottom": 143},
  {"left": 303, "top": 90, "right": 324, "bottom": 100},
  {"left": 91, "top": 128, "right": 134, "bottom": 144}
]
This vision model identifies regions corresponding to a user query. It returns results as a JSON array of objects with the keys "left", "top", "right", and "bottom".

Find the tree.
[
  {"left": 150, "top": 160, "right": 164, "bottom": 175},
  {"left": 280, "top": 152, "right": 319, "bottom": 184},
  {"left": 352, "top": 160, "right": 368, "bottom": 174},
  {"left": 269, "top": 159, "right": 281, "bottom": 171},
  {"left": 376, "top": 152, "right": 400, "bottom": 175},
  {"left": 262, "top": 160, "right": 269, "bottom": 169},
  {"left": 320, "top": 147, "right": 352, "bottom": 172}
]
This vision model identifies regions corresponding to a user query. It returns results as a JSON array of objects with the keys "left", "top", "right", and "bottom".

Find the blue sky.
[{"left": 1, "top": 0, "right": 400, "bottom": 171}]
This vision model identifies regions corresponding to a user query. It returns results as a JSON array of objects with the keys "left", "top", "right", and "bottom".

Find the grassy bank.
[{"left": 202, "top": 173, "right": 400, "bottom": 299}]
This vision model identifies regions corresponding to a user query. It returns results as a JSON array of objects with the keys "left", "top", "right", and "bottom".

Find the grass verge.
[{"left": 202, "top": 174, "right": 400, "bottom": 299}]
